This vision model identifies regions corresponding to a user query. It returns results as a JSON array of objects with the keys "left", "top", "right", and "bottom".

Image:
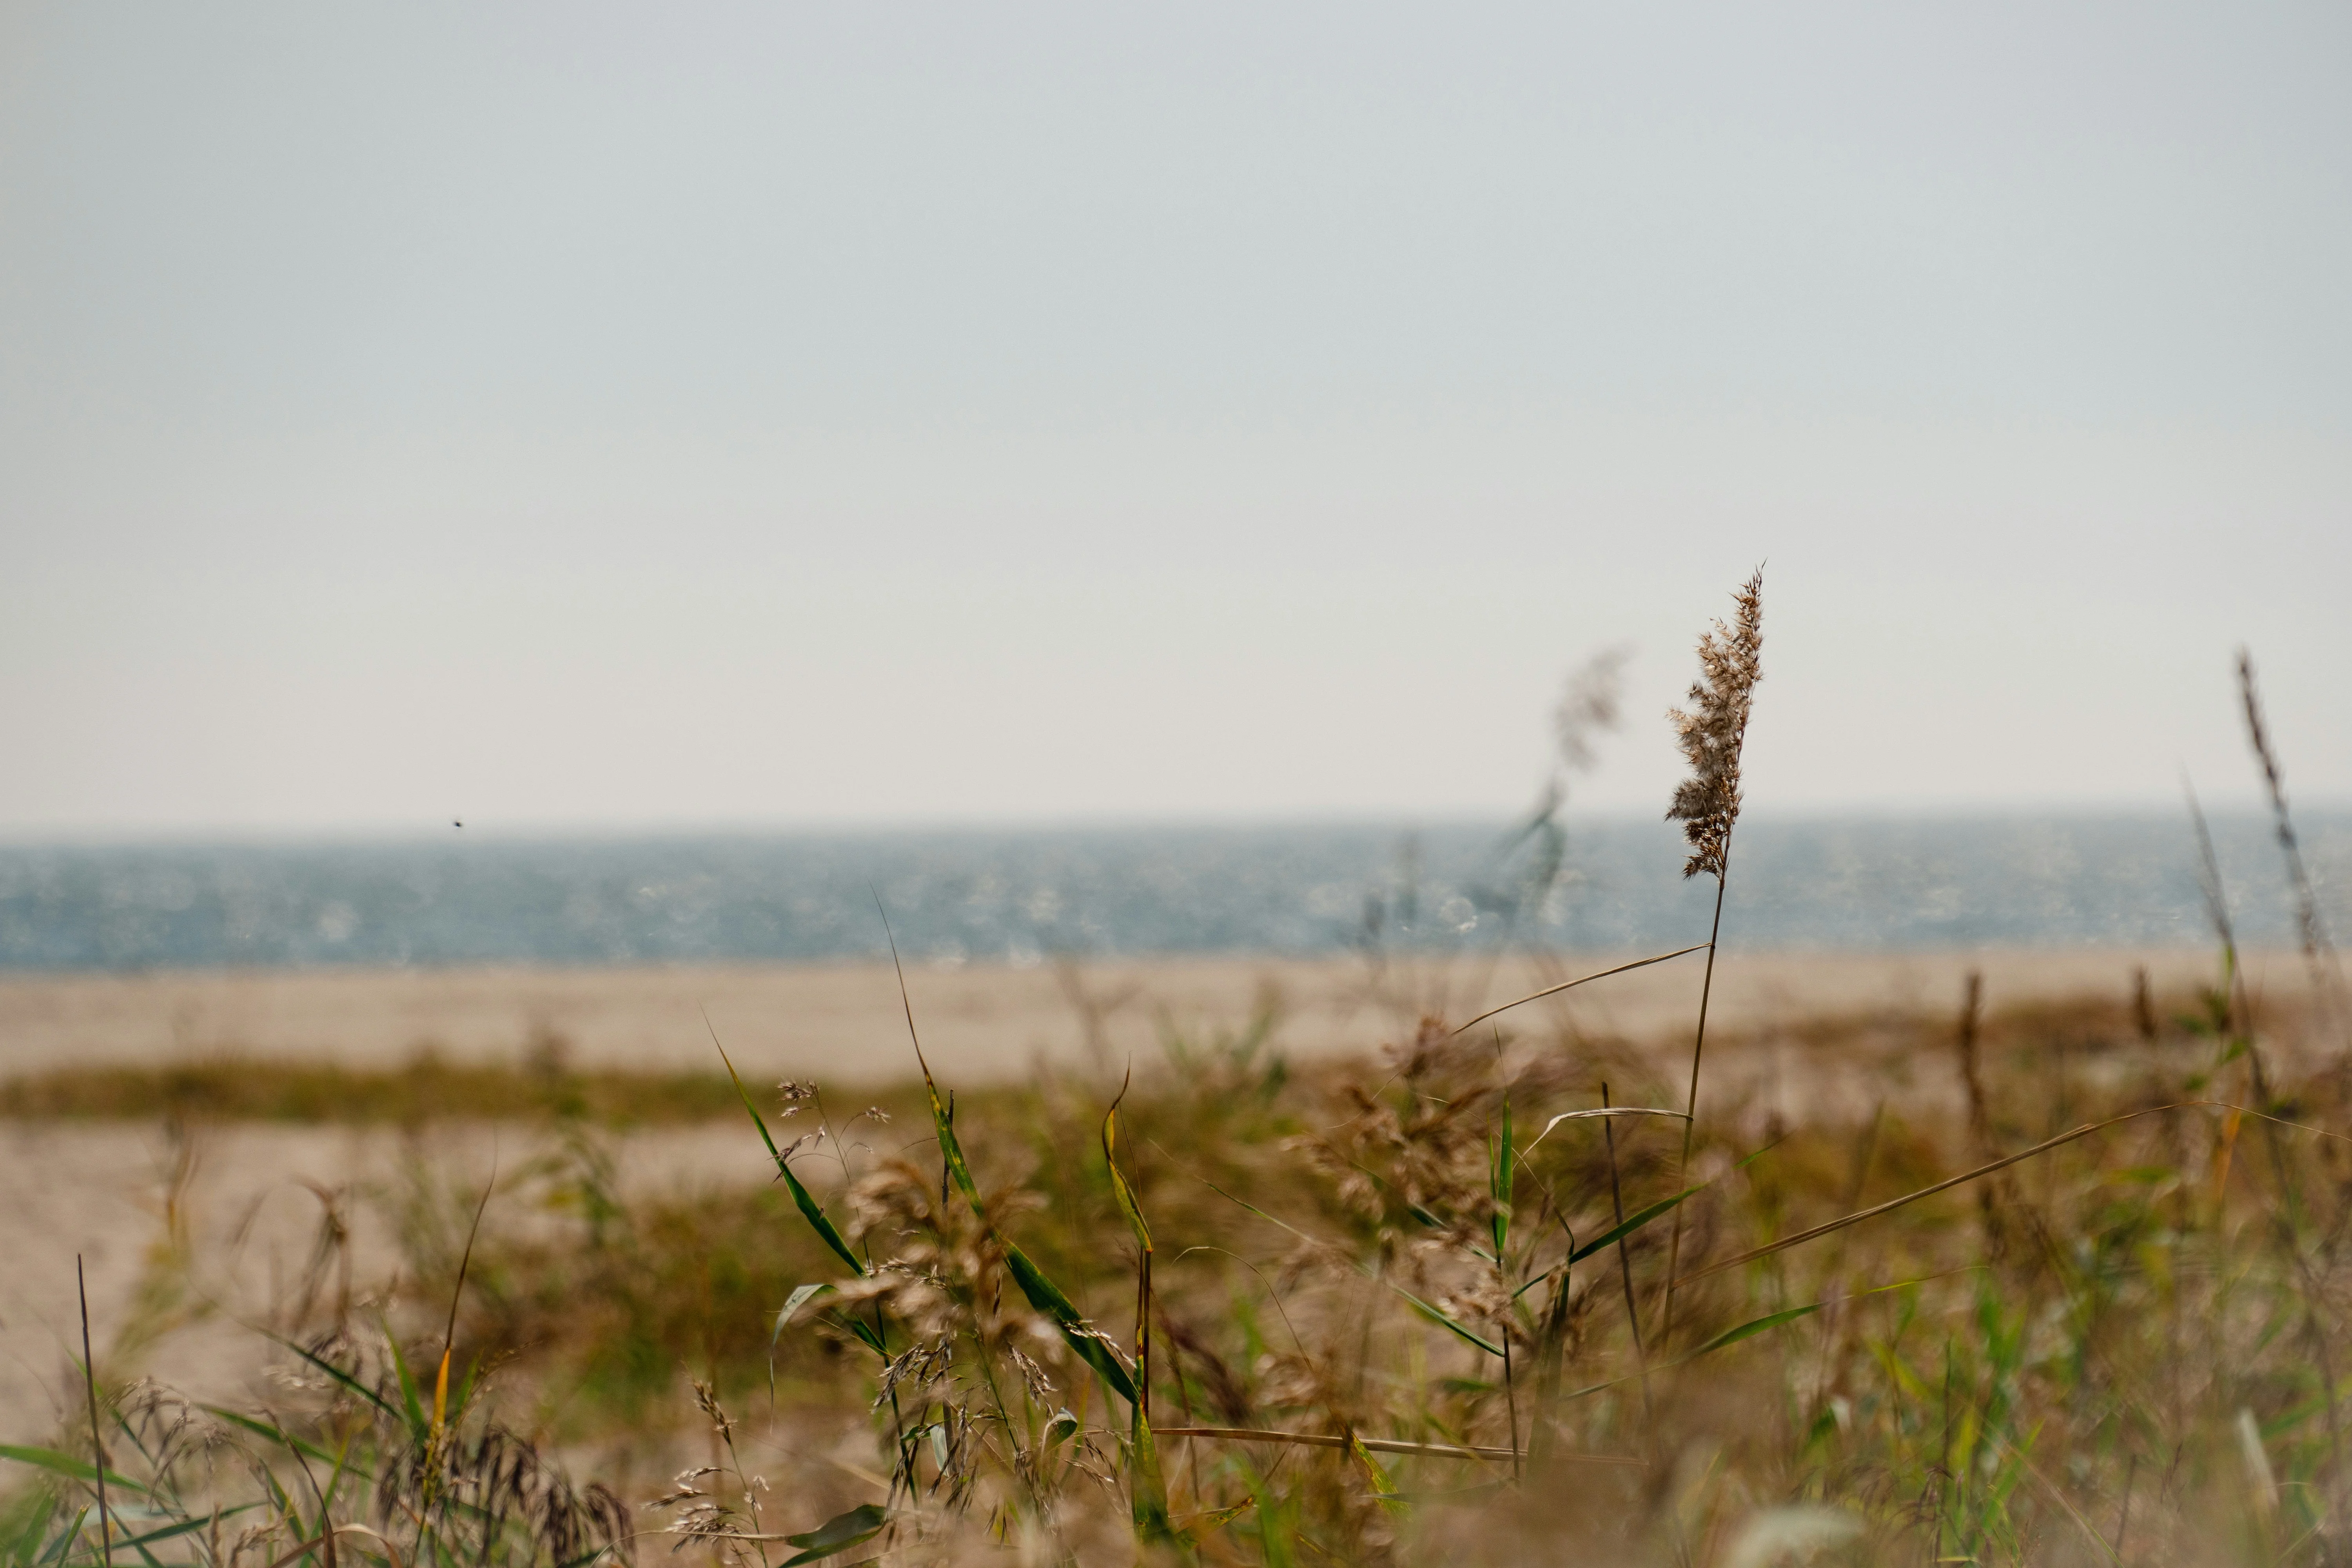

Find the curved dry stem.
[
  {"left": 1672, "top": 1100, "right": 2352, "bottom": 1288},
  {"left": 1450, "top": 944, "right": 1710, "bottom": 1038},
  {"left": 1154, "top": 1426, "right": 1641, "bottom": 1466}
]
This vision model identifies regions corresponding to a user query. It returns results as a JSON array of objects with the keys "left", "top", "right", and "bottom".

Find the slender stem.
[
  {"left": 1155, "top": 1427, "right": 1639, "bottom": 1465},
  {"left": 1660, "top": 862, "right": 1731, "bottom": 1342},
  {"left": 78, "top": 1255, "right": 111, "bottom": 1568},
  {"left": 1602, "top": 1084, "right": 1655, "bottom": 1432},
  {"left": 1500, "top": 1333, "right": 1520, "bottom": 1483},
  {"left": 1136, "top": 1250, "right": 1152, "bottom": 1428}
]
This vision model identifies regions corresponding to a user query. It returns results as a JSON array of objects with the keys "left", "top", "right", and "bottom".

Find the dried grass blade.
[
  {"left": 1672, "top": 1100, "right": 2335, "bottom": 1287},
  {"left": 1155, "top": 1427, "right": 1641, "bottom": 1466},
  {"left": 1451, "top": 945, "right": 1710, "bottom": 1037},
  {"left": 1522, "top": 1106, "right": 1688, "bottom": 1158}
]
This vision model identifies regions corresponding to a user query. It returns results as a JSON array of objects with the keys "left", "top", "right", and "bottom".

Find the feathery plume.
[
  {"left": 1553, "top": 646, "right": 1629, "bottom": 777},
  {"left": 1665, "top": 569, "right": 1764, "bottom": 880}
]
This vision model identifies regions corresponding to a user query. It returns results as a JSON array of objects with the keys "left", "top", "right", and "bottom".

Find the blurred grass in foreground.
[{"left": 16, "top": 972, "right": 2349, "bottom": 1565}]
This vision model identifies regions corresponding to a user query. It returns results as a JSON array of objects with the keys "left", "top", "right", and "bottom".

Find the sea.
[{"left": 0, "top": 812, "right": 2343, "bottom": 973}]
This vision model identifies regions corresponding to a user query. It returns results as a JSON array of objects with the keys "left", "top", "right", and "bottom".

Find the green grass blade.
[
  {"left": 1178, "top": 1498, "right": 1256, "bottom": 1541},
  {"left": 839, "top": 1312, "right": 887, "bottom": 1356},
  {"left": 1002, "top": 1241, "right": 1140, "bottom": 1405},
  {"left": 381, "top": 1328, "right": 429, "bottom": 1442},
  {"left": 1128, "top": 1409, "right": 1176, "bottom": 1545},
  {"left": 1689, "top": 1303, "right": 1825, "bottom": 1357},
  {"left": 253, "top": 1336, "right": 394, "bottom": 1420},
  {"left": 922, "top": 1071, "right": 982, "bottom": 1209},
  {"left": 205, "top": 1410, "right": 360, "bottom": 1539},
  {"left": 37, "top": 1507, "right": 89, "bottom": 1567},
  {"left": 1349, "top": 1435, "right": 1407, "bottom": 1519},
  {"left": 780, "top": 1503, "right": 888, "bottom": 1566},
  {"left": 109, "top": 1508, "right": 257, "bottom": 1553},
  {"left": 1565, "top": 1283, "right": 1934, "bottom": 1402},
  {"left": 1102, "top": 1098, "right": 1152, "bottom": 1254},
  {"left": 1, "top": 1487, "right": 58, "bottom": 1565},
  {"left": 1389, "top": 1287, "right": 1506, "bottom": 1358},
  {"left": 770, "top": 1283, "right": 836, "bottom": 1396},
  {"left": 0, "top": 1446, "right": 152, "bottom": 1498},
  {"left": 711, "top": 1033, "right": 866, "bottom": 1276},
  {"left": 1568, "top": 1185, "right": 1701, "bottom": 1264},
  {"left": 913, "top": 1029, "right": 1134, "bottom": 1403}
]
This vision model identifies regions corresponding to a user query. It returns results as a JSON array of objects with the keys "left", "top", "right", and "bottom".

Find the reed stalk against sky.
[{"left": 1659, "top": 568, "right": 1763, "bottom": 1341}]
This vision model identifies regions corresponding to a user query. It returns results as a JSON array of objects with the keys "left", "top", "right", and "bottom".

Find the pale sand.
[
  {"left": 1, "top": 947, "right": 2321, "bottom": 1440},
  {"left": 0, "top": 946, "right": 2300, "bottom": 1085}
]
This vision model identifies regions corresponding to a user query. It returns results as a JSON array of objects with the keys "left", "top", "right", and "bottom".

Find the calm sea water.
[{"left": 0, "top": 813, "right": 2342, "bottom": 972}]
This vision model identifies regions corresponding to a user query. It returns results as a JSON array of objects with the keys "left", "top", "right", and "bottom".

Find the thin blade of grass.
[
  {"left": 1672, "top": 1102, "right": 2314, "bottom": 1287},
  {"left": 1393, "top": 1287, "right": 1506, "bottom": 1358},
  {"left": 708, "top": 1020, "right": 866, "bottom": 1278},
  {"left": 1155, "top": 1428, "right": 1641, "bottom": 1466},
  {"left": 101, "top": 1509, "right": 261, "bottom": 1553},
  {"left": 39, "top": 1508, "right": 90, "bottom": 1568},
  {"left": 0, "top": 1450, "right": 151, "bottom": 1499},
  {"left": 1568, "top": 1186, "right": 1702, "bottom": 1265},
  {"left": 1000, "top": 1243, "right": 1140, "bottom": 1405},
  {"left": 1521, "top": 1105, "right": 1688, "bottom": 1158},
  {"left": 1450, "top": 945, "right": 1711, "bottom": 1037},
  {"left": 780, "top": 1503, "right": 888, "bottom": 1567},
  {"left": 1349, "top": 1434, "right": 1406, "bottom": 1518},
  {"left": 1564, "top": 1271, "right": 1979, "bottom": 1402},
  {"left": 203, "top": 1410, "right": 364, "bottom": 1477},
  {"left": 381, "top": 1324, "right": 428, "bottom": 1443},
  {"left": 886, "top": 913, "right": 1138, "bottom": 1405},
  {"left": 1688, "top": 1303, "right": 1824, "bottom": 1357},
  {"left": 1102, "top": 1087, "right": 1152, "bottom": 1254}
]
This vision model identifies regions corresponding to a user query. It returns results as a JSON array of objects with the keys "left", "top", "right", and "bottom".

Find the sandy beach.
[{"left": 0, "top": 945, "right": 2294, "bottom": 1083}]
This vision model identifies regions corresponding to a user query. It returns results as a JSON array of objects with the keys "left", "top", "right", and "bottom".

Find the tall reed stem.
[{"left": 1658, "top": 856, "right": 1730, "bottom": 1342}]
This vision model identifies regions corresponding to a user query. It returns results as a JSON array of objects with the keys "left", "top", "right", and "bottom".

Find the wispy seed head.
[{"left": 1666, "top": 569, "right": 1764, "bottom": 881}]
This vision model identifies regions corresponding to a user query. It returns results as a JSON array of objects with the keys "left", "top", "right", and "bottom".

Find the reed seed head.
[
  {"left": 1555, "top": 646, "right": 1629, "bottom": 776},
  {"left": 1666, "top": 568, "right": 1764, "bottom": 880}
]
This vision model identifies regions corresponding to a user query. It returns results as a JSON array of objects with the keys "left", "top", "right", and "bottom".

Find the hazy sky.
[{"left": 2, "top": 3, "right": 2347, "bottom": 835}]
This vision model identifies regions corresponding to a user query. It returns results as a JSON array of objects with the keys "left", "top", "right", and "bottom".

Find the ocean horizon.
[{"left": 0, "top": 809, "right": 2342, "bottom": 973}]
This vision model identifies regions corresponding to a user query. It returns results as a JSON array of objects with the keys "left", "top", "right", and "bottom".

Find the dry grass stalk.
[
  {"left": 1154, "top": 1426, "right": 1641, "bottom": 1465},
  {"left": 1661, "top": 567, "right": 1764, "bottom": 1341},
  {"left": 1953, "top": 971, "right": 2021, "bottom": 1259},
  {"left": 2238, "top": 647, "right": 2348, "bottom": 1044}
]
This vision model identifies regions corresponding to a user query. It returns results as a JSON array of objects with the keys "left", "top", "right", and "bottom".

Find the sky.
[{"left": 1, "top": 2, "right": 2347, "bottom": 837}]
